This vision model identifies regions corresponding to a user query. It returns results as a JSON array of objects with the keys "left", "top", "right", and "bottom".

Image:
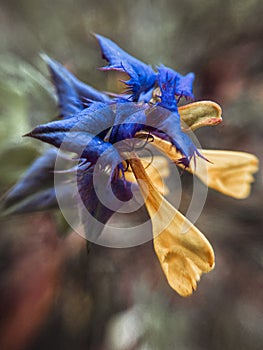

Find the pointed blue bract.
[
  {"left": 3, "top": 184, "right": 73, "bottom": 215},
  {"left": 2, "top": 149, "right": 76, "bottom": 214},
  {"left": 32, "top": 102, "right": 114, "bottom": 137},
  {"left": 157, "top": 66, "right": 179, "bottom": 112},
  {"left": 176, "top": 72, "right": 195, "bottom": 99},
  {"left": 157, "top": 65, "right": 195, "bottom": 103},
  {"left": 109, "top": 103, "right": 147, "bottom": 143},
  {"left": 77, "top": 164, "right": 133, "bottom": 240},
  {"left": 27, "top": 126, "right": 122, "bottom": 176},
  {"left": 42, "top": 54, "right": 83, "bottom": 118},
  {"left": 66, "top": 72, "right": 111, "bottom": 104},
  {"left": 95, "top": 34, "right": 156, "bottom": 101},
  {"left": 3, "top": 149, "right": 58, "bottom": 209},
  {"left": 43, "top": 54, "right": 111, "bottom": 119}
]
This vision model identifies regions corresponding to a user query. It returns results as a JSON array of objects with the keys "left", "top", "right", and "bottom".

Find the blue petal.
[{"left": 95, "top": 34, "right": 156, "bottom": 100}]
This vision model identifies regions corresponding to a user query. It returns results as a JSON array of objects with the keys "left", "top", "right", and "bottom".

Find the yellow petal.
[
  {"left": 195, "top": 150, "right": 259, "bottom": 199},
  {"left": 178, "top": 101, "right": 222, "bottom": 131},
  {"left": 129, "top": 154, "right": 215, "bottom": 297},
  {"left": 150, "top": 95, "right": 222, "bottom": 131},
  {"left": 148, "top": 136, "right": 259, "bottom": 199},
  {"left": 124, "top": 156, "right": 170, "bottom": 195}
]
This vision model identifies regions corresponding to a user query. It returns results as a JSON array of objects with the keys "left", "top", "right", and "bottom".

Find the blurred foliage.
[
  {"left": 0, "top": 52, "right": 56, "bottom": 191},
  {"left": 0, "top": 0, "right": 263, "bottom": 350}
]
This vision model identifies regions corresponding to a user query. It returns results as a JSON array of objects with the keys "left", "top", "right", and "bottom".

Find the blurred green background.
[{"left": 0, "top": 0, "right": 262, "bottom": 349}]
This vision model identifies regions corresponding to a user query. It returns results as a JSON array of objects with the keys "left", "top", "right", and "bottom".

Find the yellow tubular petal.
[
  {"left": 147, "top": 135, "right": 182, "bottom": 162},
  {"left": 147, "top": 136, "right": 259, "bottom": 199},
  {"left": 124, "top": 156, "right": 170, "bottom": 195},
  {"left": 129, "top": 154, "right": 215, "bottom": 297},
  {"left": 178, "top": 101, "right": 222, "bottom": 131}
]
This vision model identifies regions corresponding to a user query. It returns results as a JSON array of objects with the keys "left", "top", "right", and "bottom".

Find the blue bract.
[
  {"left": 29, "top": 35, "right": 200, "bottom": 169},
  {"left": 95, "top": 34, "right": 157, "bottom": 101}
]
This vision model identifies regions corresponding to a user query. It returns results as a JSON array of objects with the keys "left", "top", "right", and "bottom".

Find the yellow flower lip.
[
  {"left": 128, "top": 152, "right": 215, "bottom": 297},
  {"left": 197, "top": 149, "right": 259, "bottom": 199},
  {"left": 148, "top": 99, "right": 222, "bottom": 131},
  {"left": 178, "top": 100, "right": 222, "bottom": 131},
  {"left": 138, "top": 132, "right": 259, "bottom": 199}
]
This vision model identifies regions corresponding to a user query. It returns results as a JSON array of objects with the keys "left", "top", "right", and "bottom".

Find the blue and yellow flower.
[{"left": 3, "top": 35, "right": 259, "bottom": 296}]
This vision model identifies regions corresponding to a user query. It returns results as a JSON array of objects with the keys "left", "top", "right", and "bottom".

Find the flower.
[{"left": 3, "top": 35, "right": 259, "bottom": 296}]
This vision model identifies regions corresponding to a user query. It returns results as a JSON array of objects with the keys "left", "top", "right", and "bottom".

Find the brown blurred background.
[{"left": 0, "top": 0, "right": 262, "bottom": 349}]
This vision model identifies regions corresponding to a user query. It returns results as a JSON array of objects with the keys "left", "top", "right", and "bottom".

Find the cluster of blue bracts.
[{"left": 3, "top": 34, "right": 201, "bottom": 235}]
